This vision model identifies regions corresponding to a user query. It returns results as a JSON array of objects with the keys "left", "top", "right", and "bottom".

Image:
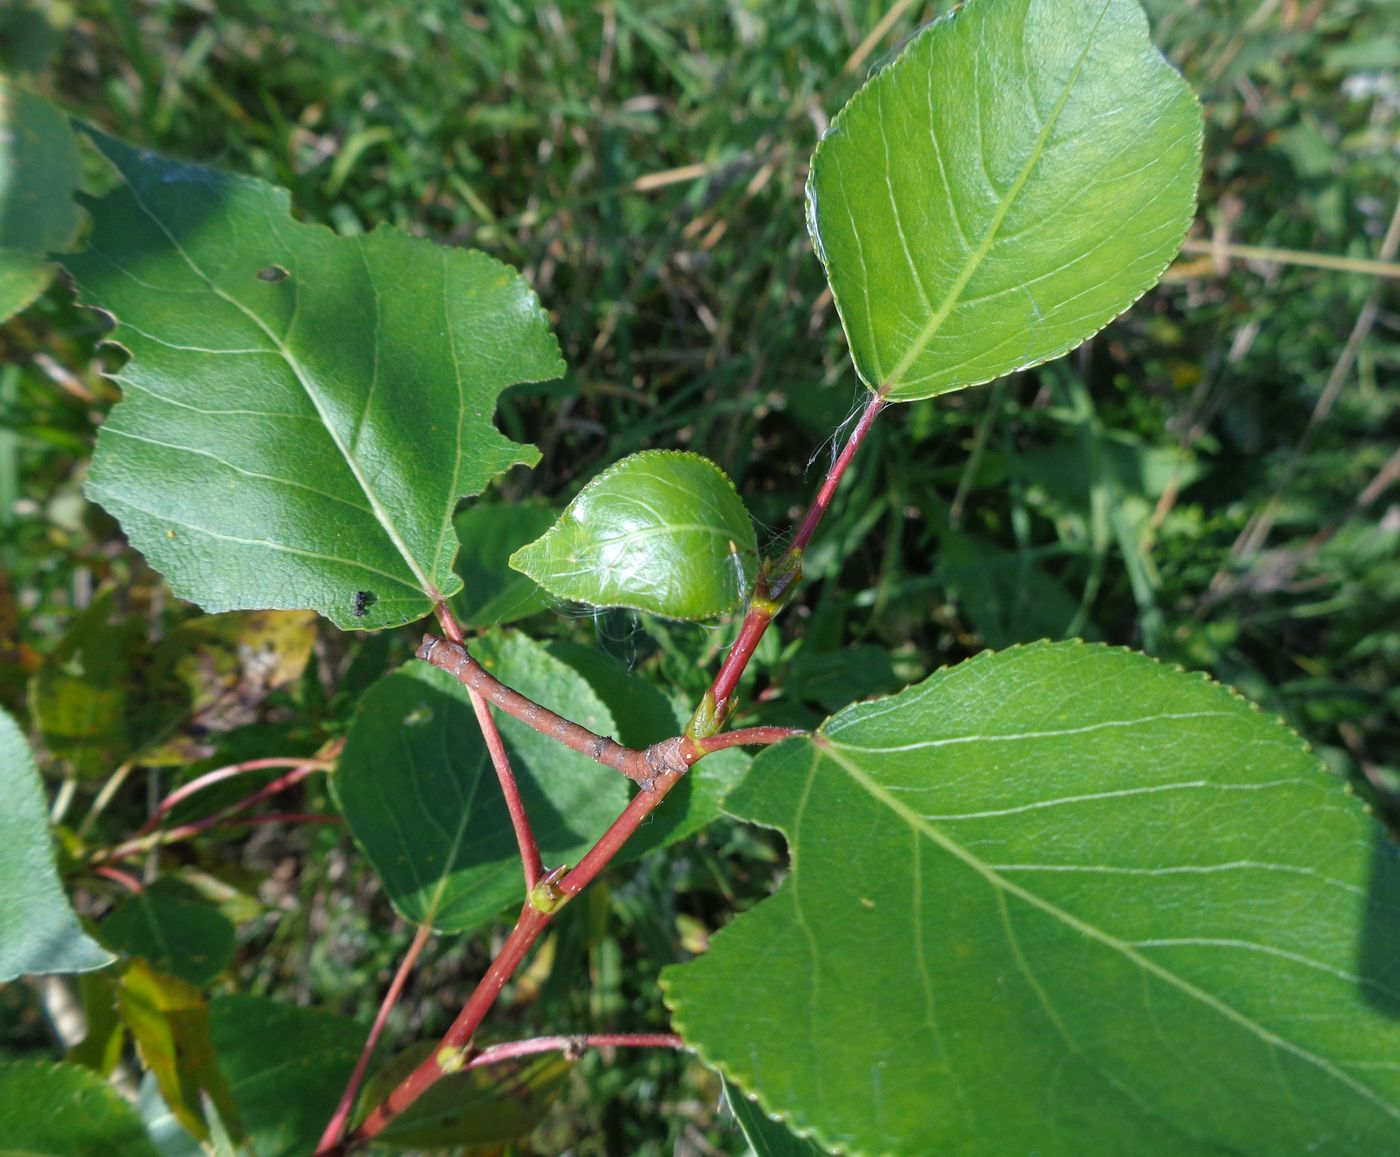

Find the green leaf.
[
  {"left": 208, "top": 995, "right": 363, "bottom": 1157},
  {"left": 664, "top": 642, "right": 1400, "bottom": 1156},
  {"left": 333, "top": 631, "right": 629, "bottom": 932},
  {"left": 510, "top": 451, "right": 757, "bottom": 620},
  {"left": 0, "top": 705, "right": 114, "bottom": 980},
  {"left": 360, "top": 1041, "right": 569, "bottom": 1149},
  {"left": 0, "top": 1061, "right": 161, "bottom": 1156},
  {"left": 452, "top": 502, "right": 560, "bottom": 627},
  {"left": 117, "top": 961, "right": 243, "bottom": 1145},
  {"left": 101, "top": 879, "right": 237, "bottom": 987},
  {"left": 67, "top": 130, "right": 563, "bottom": 630},
  {"left": 0, "top": 80, "right": 81, "bottom": 321},
  {"left": 726, "top": 1075, "right": 831, "bottom": 1157},
  {"left": 807, "top": 0, "right": 1202, "bottom": 401}
]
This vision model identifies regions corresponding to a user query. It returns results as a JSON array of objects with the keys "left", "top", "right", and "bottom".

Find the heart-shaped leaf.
[
  {"left": 333, "top": 631, "right": 630, "bottom": 932},
  {"left": 510, "top": 451, "right": 757, "bottom": 621},
  {"left": 664, "top": 642, "right": 1400, "bottom": 1155},
  {"left": 0, "top": 80, "right": 81, "bottom": 321},
  {"left": 808, "top": 0, "right": 1201, "bottom": 401},
  {"left": 0, "top": 705, "right": 114, "bottom": 980},
  {"left": 67, "top": 130, "right": 563, "bottom": 630}
]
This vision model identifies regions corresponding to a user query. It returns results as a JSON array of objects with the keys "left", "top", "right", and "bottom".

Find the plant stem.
[
  {"left": 317, "top": 920, "right": 434, "bottom": 1154},
  {"left": 136, "top": 753, "right": 337, "bottom": 838},
  {"left": 418, "top": 633, "right": 698, "bottom": 789},
  {"left": 343, "top": 758, "right": 693, "bottom": 1149},
  {"left": 692, "top": 726, "right": 806, "bottom": 754},
  {"left": 707, "top": 391, "right": 885, "bottom": 714},
  {"left": 93, "top": 767, "right": 333, "bottom": 857},
  {"left": 435, "top": 605, "right": 544, "bottom": 888},
  {"left": 465, "top": 1033, "right": 684, "bottom": 1069}
]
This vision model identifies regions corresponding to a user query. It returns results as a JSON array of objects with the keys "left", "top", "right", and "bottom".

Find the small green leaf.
[
  {"left": 333, "top": 631, "right": 629, "bottom": 932},
  {"left": 68, "top": 130, "right": 563, "bottom": 630},
  {"left": 0, "top": 705, "right": 114, "bottom": 980},
  {"left": 664, "top": 642, "right": 1400, "bottom": 1155},
  {"left": 208, "top": 995, "right": 364, "bottom": 1157},
  {"left": 452, "top": 502, "right": 560, "bottom": 627},
  {"left": 808, "top": 0, "right": 1202, "bottom": 401},
  {"left": 0, "top": 80, "right": 81, "bottom": 321},
  {"left": 101, "top": 879, "right": 237, "bottom": 987},
  {"left": 0, "top": 1061, "right": 161, "bottom": 1156},
  {"left": 510, "top": 450, "right": 757, "bottom": 620},
  {"left": 117, "top": 961, "right": 243, "bottom": 1145}
]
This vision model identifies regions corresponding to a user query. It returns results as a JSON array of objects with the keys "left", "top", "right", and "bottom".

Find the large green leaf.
[
  {"left": 664, "top": 643, "right": 1400, "bottom": 1155},
  {"left": 0, "top": 80, "right": 81, "bottom": 321},
  {"left": 0, "top": 1061, "right": 160, "bottom": 1156},
  {"left": 510, "top": 451, "right": 757, "bottom": 620},
  {"left": 67, "top": 131, "right": 563, "bottom": 630},
  {"left": 807, "top": 0, "right": 1201, "bottom": 401},
  {"left": 726, "top": 1075, "right": 830, "bottom": 1156},
  {"left": 333, "top": 631, "right": 630, "bottom": 932},
  {"left": 0, "top": 705, "right": 114, "bottom": 980},
  {"left": 208, "top": 995, "right": 364, "bottom": 1157}
]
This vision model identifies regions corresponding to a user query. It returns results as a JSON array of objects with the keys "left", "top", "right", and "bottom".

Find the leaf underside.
[
  {"left": 808, "top": 0, "right": 1202, "bottom": 401},
  {"left": 664, "top": 642, "right": 1400, "bottom": 1156},
  {"left": 68, "top": 130, "right": 563, "bottom": 629}
]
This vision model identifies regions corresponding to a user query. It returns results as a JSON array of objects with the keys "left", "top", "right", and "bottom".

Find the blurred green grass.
[{"left": 4, "top": 0, "right": 1399, "bottom": 1150}]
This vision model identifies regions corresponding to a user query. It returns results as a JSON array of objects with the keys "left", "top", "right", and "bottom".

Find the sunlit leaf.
[
  {"left": 0, "top": 705, "right": 114, "bottom": 980},
  {"left": 510, "top": 451, "right": 757, "bottom": 620},
  {"left": 665, "top": 642, "right": 1400, "bottom": 1155},
  {"left": 68, "top": 130, "right": 563, "bottom": 629},
  {"left": 117, "top": 961, "right": 242, "bottom": 1144},
  {"left": 808, "top": 0, "right": 1201, "bottom": 400}
]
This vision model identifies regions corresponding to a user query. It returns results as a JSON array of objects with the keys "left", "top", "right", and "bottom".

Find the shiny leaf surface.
[
  {"left": 665, "top": 643, "right": 1400, "bottom": 1155},
  {"left": 808, "top": 0, "right": 1201, "bottom": 400},
  {"left": 510, "top": 451, "right": 757, "bottom": 620},
  {"left": 68, "top": 131, "right": 562, "bottom": 629}
]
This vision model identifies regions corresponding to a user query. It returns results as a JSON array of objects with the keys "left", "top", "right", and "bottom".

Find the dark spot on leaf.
[
  {"left": 257, "top": 264, "right": 289, "bottom": 282},
  {"left": 352, "top": 590, "right": 375, "bottom": 618}
]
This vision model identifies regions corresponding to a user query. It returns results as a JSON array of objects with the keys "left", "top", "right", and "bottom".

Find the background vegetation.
[{"left": 2, "top": 0, "right": 1397, "bottom": 1152}]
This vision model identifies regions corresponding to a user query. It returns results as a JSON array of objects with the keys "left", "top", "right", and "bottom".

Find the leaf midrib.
[
  {"left": 116, "top": 169, "right": 437, "bottom": 599},
  {"left": 878, "top": 0, "right": 1112, "bottom": 393},
  {"left": 816, "top": 737, "right": 1400, "bottom": 1124}
]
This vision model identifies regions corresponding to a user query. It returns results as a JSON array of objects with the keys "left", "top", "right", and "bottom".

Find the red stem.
[
  {"left": 136, "top": 755, "right": 335, "bottom": 838},
  {"left": 708, "top": 392, "right": 885, "bottom": 712},
  {"left": 465, "top": 1033, "right": 684, "bottom": 1070},
  {"left": 692, "top": 726, "right": 805, "bottom": 754},
  {"left": 94, "top": 864, "right": 144, "bottom": 893},
  {"left": 435, "top": 605, "right": 544, "bottom": 889},
  {"left": 344, "top": 759, "right": 692, "bottom": 1148},
  {"left": 317, "top": 921, "right": 435, "bottom": 1153}
]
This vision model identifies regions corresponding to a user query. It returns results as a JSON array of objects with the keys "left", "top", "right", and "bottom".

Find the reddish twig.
[
  {"left": 465, "top": 1032, "right": 684, "bottom": 1070},
  {"left": 136, "top": 754, "right": 336, "bottom": 838},
  {"left": 94, "top": 864, "right": 144, "bottom": 893},
  {"left": 343, "top": 757, "right": 693, "bottom": 1148},
  {"left": 435, "top": 605, "right": 544, "bottom": 889},
  {"left": 692, "top": 726, "right": 806, "bottom": 755},
  {"left": 707, "top": 392, "right": 885, "bottom": 716},
  {"left": 417, "top": 634, "right": 698, "bottom": 790},
  {"left": 317, "top": 921, "right": 435, "bottom": 1154}
]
